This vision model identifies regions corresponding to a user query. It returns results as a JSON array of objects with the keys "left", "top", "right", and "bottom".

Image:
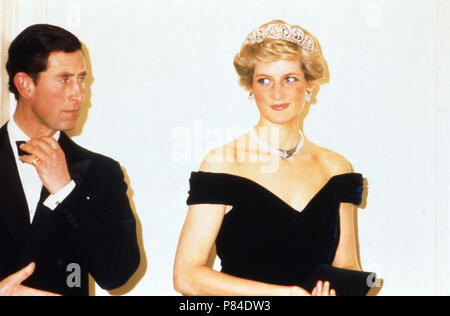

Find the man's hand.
[
  {"left": 0, "top": 263, "right": 61, "bottom": 296},
  {"left": 19, "top": 137, "right": 71, "bottom": 194}
]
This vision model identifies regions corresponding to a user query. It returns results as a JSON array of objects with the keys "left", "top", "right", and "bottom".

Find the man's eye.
[{"left": 258, "top": 78, "right": 271, "bottom": 85}]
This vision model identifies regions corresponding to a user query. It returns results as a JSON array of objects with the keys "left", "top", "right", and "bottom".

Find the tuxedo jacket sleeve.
[
  {"left": 55, "top": 134, "right": 141, "bottom": 290},
  {"left": 57, "top": 158, "right": 140, "bottom": 290}
]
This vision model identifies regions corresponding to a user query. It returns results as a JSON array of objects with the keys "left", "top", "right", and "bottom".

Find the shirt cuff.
[{"left": 43, "top": 180, "right": 76, "bottom": 211}]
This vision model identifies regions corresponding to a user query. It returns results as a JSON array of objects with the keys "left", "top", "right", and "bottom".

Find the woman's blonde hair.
[{"left": 234, "top": 20, "right": 326, "bottom": 90}]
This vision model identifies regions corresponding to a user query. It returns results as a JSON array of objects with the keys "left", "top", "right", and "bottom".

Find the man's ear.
[{"left": 13, "top": 72, "right": 36, "bottom": 100}]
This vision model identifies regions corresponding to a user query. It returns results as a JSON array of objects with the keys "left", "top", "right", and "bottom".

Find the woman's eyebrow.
[
  {"left": 255, "top": 72, "right": 302, "bottom": 77},
  {"left": 254, "top": 73, "right": 272, "bottom": 77}
]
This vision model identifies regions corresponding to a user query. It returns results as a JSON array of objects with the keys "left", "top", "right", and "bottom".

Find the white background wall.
[{"left": 1, "top": 0, "right": 449, "bottom": 296}]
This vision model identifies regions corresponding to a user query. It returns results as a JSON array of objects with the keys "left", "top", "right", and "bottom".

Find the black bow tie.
[{"left": 16, "top": 141, "right": 28, "bottom": 157}]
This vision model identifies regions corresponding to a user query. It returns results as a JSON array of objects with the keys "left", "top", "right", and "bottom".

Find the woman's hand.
[
  {"left": 311, "top": 281, "right": 336, "bottom": 296},
  {"left": 288, "top": 281, "right": 336, "bottom": 296}
]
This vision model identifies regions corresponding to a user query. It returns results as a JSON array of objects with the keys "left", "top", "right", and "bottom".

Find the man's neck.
[{"left": 14, "top": 104, "right": 57, "bottom": 139}]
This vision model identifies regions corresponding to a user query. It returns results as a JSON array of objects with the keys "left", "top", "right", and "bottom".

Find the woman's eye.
[
  {"left": 285, "top": 77, "right": 297, "bottom": 83},
  {"left": 258, "top": 78, "right": 271, "bottom": 85}
]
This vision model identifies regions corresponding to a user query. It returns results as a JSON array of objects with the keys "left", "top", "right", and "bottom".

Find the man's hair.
[{"left": 6, "top": 24, "right": 82, "bottom": 100}]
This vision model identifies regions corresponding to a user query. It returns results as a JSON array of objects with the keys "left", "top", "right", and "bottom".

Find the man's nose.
[{"left": 70, "top": 81, "right": 84, "bottom": 102}]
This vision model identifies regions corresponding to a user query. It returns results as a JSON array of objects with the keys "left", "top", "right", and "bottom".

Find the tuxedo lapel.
[
  {"left": 58, "top": 133, "right": 91, "bottom": 184},
  {"left": 0, "top": 124, "right": 31, "bottom": 249}
]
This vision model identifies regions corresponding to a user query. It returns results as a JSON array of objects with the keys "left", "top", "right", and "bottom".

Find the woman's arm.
[
  {"left": 332, "top": 202, "right": 362, "bottom": 271},
  {"left": 329, "top": 154, "right": 362, "bottom": 271},
  {"left": 173, "top": 203, "right": 310, "bottom": 296}
]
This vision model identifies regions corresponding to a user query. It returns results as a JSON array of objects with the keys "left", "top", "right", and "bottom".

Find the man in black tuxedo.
[{"left": 0, "top": 24, "right": 140, "bottom": 296}]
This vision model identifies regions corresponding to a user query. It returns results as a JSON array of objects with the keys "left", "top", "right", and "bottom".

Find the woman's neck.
[{"left": 255, "top": 117, "right": 302, "bottom": 150}]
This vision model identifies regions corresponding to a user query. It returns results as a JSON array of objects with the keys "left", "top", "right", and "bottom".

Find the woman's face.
[{"left": 251, "top": 59, "right": 312, "bottom": 125}]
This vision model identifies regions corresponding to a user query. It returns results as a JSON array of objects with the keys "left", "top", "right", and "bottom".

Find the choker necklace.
[{"left": 250, "top": 129, "right": 305, "bottom": 159}]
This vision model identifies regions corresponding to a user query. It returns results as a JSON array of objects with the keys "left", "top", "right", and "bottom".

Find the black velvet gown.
[{"left": 186, "top": 171, "right": 364, "bottom": 290}]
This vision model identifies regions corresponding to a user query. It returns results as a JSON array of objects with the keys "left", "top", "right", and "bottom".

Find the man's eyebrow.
[
  {"left": 57, "top": 71, "right": 88, "bottom": 77},
  {"left": 57, "top": 72, "right": 75, "bottom": 78}
]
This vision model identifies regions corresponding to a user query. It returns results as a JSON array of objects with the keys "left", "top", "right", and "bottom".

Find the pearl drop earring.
[{"left": 306, "top": 90, "right": 312, "bottom": 102}]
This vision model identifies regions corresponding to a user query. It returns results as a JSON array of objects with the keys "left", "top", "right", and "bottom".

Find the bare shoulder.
[
  {"left": 305, "top": 139, "right": 354, "bottom": 176},
  {"left": 199, "top": 134, "right": 248, "bottom": 174},
  {"left": 199, "top": 146, "right": 229, "bottom": 173}
]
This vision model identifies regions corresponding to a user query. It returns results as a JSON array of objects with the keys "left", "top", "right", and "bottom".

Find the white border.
[{"left": 435, "top": 0, "right": 450, "bottom": 296}]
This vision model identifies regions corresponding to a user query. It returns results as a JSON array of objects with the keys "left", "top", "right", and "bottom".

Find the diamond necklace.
[{"left": 250, "top": 128, "right": 305, "bottom": 159}]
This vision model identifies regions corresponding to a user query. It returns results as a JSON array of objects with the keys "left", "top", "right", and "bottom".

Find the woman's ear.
[
  {"left": 13, "top": 72, "right": 36, "bottom": 100},
  {"left": 306, "top": 80, "right": 315, "bottom": 90}
]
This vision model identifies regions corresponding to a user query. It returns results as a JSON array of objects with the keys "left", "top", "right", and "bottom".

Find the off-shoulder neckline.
[{"left": 192, "top": 171, "right": 362, "bottom": 215}]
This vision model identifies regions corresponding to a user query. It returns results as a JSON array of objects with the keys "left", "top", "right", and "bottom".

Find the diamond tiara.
[{"left": 244, "top": 23, "right": 315, "bottom": 53}]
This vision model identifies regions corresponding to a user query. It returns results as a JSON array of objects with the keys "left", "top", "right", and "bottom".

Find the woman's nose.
[{"left": 272, "top": 82, "right": 285, "bottom": 99}]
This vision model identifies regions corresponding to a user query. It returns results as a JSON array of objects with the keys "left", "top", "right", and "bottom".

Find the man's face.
[{"left": 31, "top": 50, "right": 87, "bottom": 132}]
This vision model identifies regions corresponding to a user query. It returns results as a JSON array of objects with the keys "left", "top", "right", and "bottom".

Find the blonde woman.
[{"left": 174, "top": 21, "right": 366, "bottom": 296}]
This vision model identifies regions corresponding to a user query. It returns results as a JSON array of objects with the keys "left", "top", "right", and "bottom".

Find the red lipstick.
[{"left": 270, "top": 103, "right": 290, "bottom": 111}]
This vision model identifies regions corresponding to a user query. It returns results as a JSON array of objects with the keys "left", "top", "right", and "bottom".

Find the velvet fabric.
[{"left": 187, "top": 171, "right": 364, "bottom": 290}]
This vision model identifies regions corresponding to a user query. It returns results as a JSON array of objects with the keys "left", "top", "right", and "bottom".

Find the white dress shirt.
[{"left": 7, "top": 119, "right": 76, "bottom": 223}]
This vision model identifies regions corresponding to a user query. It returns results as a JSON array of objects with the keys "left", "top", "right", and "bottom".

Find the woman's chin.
[{"left": 261, "top": 114, "right": 299, "bottom": 125}]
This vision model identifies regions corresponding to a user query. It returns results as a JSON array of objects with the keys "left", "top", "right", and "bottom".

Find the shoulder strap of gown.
[
  {"left": 186, "top": 172, "right": 240, "bottom": 206},
  {"left": 330, "top": 173, "right": 364, "bottom": 206}
]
